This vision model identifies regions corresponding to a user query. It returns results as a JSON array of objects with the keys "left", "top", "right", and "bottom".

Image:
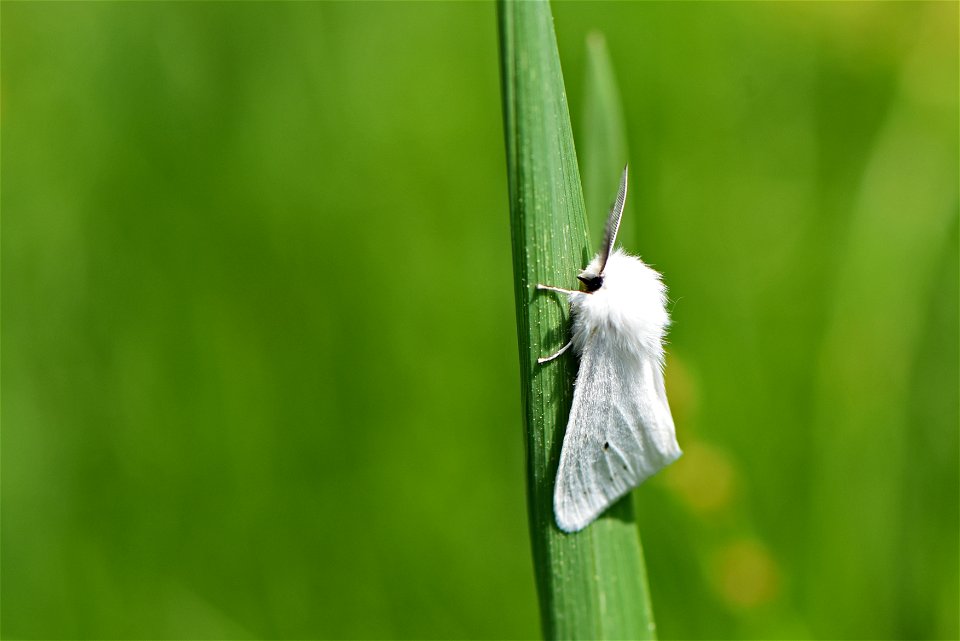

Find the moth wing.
[{"left": 553, "top": 338, "right": 682, "bottom": 533}]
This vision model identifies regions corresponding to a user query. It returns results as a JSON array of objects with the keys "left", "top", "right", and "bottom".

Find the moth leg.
[
  {"left": 538, "top": 341, "right": 572, "bottom": 364},
  {"left": 536, "top": 284, "right": 580, "bottom": 295}
]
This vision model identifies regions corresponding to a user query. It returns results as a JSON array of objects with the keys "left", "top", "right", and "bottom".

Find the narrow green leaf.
[
  {"left": 497, "top": 2, "right": 657, "bottom": 638},
  {"left": 580, "top": 32, "right": 629, "bottom": 246}
]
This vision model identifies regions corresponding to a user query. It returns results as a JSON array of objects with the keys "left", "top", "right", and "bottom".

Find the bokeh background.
[{"left": 2, "top": 2, "right": 957, "bottom": 639}]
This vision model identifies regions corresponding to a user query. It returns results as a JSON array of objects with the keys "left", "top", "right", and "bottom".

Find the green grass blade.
[
  {"left": 580, "top": 32, "right": 629, "bottom": 247},
  {"left": 497, "top": 2, "right": 657, "bottom": 638}
]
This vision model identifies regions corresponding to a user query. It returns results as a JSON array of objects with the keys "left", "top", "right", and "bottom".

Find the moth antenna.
[{"left": 598, "top": 164, "right": 628, "bottom": 275}]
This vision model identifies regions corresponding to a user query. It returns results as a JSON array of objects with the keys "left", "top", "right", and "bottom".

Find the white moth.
[{"left": 537, "top": 165, "right": 681, "bottom": 533}]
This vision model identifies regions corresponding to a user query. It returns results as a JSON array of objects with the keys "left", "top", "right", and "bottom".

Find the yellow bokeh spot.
[
  {"left": 663, "top": 439, "right": 736, "bottom": 514},
  {"left": 664, "top": 352, "right": 699, "bottom": 429},
  {"left": 710, "top": 539, "right": 780, "bottom": 609}
]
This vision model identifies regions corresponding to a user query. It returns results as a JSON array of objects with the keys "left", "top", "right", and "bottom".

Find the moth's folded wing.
[
  {"left": 553, "top": 344, "right": 636, "bottom": 532},
  {"left": 553, "top": 344, "right": 681, "bottom": 533},
  {"left": 638, "top": 359, "right": 682, "bottom": 468}
]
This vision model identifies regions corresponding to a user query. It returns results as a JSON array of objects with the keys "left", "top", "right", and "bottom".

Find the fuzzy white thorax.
[{"left": 569, "top": 248, "right": 669, "bottom": 364}]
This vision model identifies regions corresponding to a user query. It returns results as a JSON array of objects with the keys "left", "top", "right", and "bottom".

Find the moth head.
[
  {"left": 577, "top": 271, "right": 604, "bottom": 292},
  {"left": 577, "top": 165, "right": 628, "bottom": 293}
]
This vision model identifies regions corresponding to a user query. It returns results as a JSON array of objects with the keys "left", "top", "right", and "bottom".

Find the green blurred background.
[{"left": 2, "top": 2, "right": 957, "bottom": 639}]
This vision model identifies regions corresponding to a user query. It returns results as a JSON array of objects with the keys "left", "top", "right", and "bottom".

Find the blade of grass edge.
[{"left": 497, "top": 2, "right": 657, "bottom": 638}]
